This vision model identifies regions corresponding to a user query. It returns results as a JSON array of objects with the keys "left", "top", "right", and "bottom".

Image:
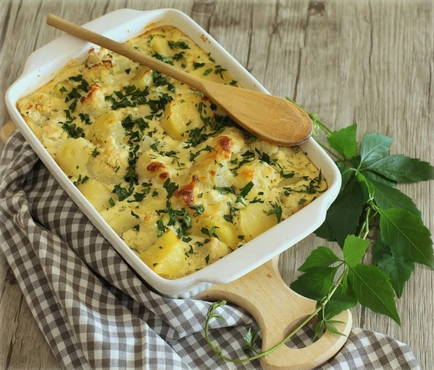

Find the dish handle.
[{"left": 198, "top": 257, "right": 351, "bottom": 370}]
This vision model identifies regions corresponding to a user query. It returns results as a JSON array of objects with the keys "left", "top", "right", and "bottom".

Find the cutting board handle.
[{"left": 199, "top": 257, "right": 351, "bottom": 370}]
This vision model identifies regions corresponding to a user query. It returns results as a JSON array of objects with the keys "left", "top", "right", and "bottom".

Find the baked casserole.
[{"left": 17, "top": 26, "right": 327, "bottom": 279}]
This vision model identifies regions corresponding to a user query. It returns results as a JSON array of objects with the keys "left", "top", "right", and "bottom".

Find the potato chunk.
[
  {"left": 100, "top": 203, "right": 145, "bottom": 234},
  {"left": 87, "top": 111, "right": 122, "bottom": 145},
  {"left": 55, "top": 137, "right": 93, "bottom": 176},
  {"left": 202, "top": 218, "right": 238, "bottom": 248},
  {"left": 131, "top": 66, "right": 152, "bottom": 89},
  {"left": 161, "top": 94, "right": 202, "bottom": 140},
  {"left": 77, "top": 179, "right": 112, "bottom": 211},
  {"left": 122, "top": 219, "right": 159, "bottom": 254},
  {"left": 140, "top": 230, "right": 186, "bottom": 279},
  {"left": 150, "top": 35, "right": 171, "bottom": 56},
  {"left": 239, "top": 202, "right": 277, "bottom": 240}
]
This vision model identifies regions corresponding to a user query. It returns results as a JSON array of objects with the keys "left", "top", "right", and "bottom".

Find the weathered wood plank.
[{"left": 0, "top": 0, "right": 433, "bottom": 369}]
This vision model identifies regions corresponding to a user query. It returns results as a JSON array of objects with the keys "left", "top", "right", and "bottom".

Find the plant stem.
[{"left": 359, "top": 206, "right": 372, "bottom": 239}]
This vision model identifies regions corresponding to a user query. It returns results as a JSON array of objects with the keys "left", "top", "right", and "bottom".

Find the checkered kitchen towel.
[{"left": 0, "top": 132, "right": 420, "bottom": 369}]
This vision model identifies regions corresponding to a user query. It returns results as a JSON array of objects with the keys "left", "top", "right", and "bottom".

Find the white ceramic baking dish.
[{"left": 5, "top": 8, "right": 341, "bottom": 297}]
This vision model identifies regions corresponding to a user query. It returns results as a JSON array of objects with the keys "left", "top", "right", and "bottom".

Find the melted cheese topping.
[{"left": 18, "top": 26, "right": 327, "bottom": 279}]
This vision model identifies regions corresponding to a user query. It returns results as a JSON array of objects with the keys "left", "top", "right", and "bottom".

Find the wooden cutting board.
[{"left": 0, "top": 121, "right": 351, "bottom": 369}]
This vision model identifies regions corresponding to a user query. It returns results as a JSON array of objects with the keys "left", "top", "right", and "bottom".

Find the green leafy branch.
[{"left": 203, "top": 110, "right": 434, "bottom": 362}]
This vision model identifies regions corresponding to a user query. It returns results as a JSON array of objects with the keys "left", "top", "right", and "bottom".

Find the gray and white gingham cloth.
[{"left": 0, "top": 132, "right": 420, "bottom": 369}]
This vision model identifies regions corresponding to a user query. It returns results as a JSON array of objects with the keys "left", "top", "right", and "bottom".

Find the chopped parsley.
[
  {"left": 190, "top": 204, "right": 204, "bottom": 216},
  {"left": 214, "top": 65, "right": 227, "bottom": 78},
  {"left": 91, "top": 148, "right": 100, "bottom": 157},
  {"left": 73, "top": 174, "right": 89, "bottom": 186},
  {"left": 203, "top": 68, "right": 213, "bottom": 76},
  {"left": 172, "top": 52, "right": 185, "bottom": 61},
  {"left": 163, "top": 178, "right": 179, "bottom": 199},
  {"left": 152, "top": 52, "right": 174, "bottom": 65},
  {"left": 223, "top": 205, "right": 239, "bottom": 224},
  {"left": 283, "top": 172, "right": 324, "bottom": 195},
  {"left": 239, "top": 181, "right": 254, "bottom": 198},
  {"left": 68, "top": 74, "right": 84, "bottom": 82},
  {"left": 195, "top": 239, "right": 210, "bottom": 247},
  {"left": 185, "top": 127, "right": 211, "bottom": 147},
  {"left": 152, "top": 70, "right": 175, "bottom": 92},
  {"left": 105, "top": 85, "right": 149, "bottom": 110},
  {"left": 250, "top": 196, "right": 264, "bottom": 204},
  {"left": 156, "top": 218, "right": 167, "bottom": 237},
  {"left": 112, "top": 184, "right": 134, "bottom": 201},
  {"left": 230, "top": 150, "right": 255, "bottom": 174},
  {"left": 79, "top": 113, "right": 91, "bottom": 125},
  {"left": 156, "top": 206, "right": 192, "bottom": 239},
  {"left": 127, "top": 182, "right": 152, "bottom": 203},
  {"left": 298, "top": 198, "right": 307, "bottom": 205},
  {"left": 280, "top": 169, "right": 295, "bottom": 178},
  {"left": 255, "top": 149, "right": 275, "bottom": 165},
  {"left": 266, "top": 202, "right": 282, "bottom": 223},
  {"left": 201, "top": 226, "right": 219, "bottom": 238},
  {"left": 193, "top": 62, "right": 205, "bottom": 69},
  {"left": 189, "top": 145, "right": 213, "bottom": 161},
  {"left": 168, "top": 40, "right": 190, "bottom": 49},
  {"left": 59, "top": 121, "right": 84, "bottom": 138},
  {"left": 146, "top": 93, "right": 173, "bottom": 115},
  {"left": 214, "top": 186, "right": 236, "bottom": 194}
]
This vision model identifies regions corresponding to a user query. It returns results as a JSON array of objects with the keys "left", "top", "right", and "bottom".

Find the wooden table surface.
[{"left": 1, "top": 0, "right": 433, "bottom": 369}]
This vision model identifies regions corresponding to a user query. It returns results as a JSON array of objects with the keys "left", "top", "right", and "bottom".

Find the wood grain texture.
[{"left": 0, "top": 0, "right": 433, "bottom": 369}]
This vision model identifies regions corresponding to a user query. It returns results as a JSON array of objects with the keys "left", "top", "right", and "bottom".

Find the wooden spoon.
[{"left": 47, "top": 14, "right": 312, "bottom": 146}]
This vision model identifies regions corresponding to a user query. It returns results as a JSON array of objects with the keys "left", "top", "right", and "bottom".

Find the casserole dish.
[{"left": 5, "top": 8, "right": 341, "bottom": 297}]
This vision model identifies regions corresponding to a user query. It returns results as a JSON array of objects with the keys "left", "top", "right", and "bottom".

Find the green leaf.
[
  {"left": 366, "top": 178, "right": 420, "bottom": 216},
  {"left": 349, "top": 264, "right": 400, "bottom": 324},
  {"left": 315, "top": 177, "right": 365, "bottom": 246},
  {"left": 372, "top": 239, "right": 414, "bottom": 297},
  {"left": 343, "top": 235, "right": 370, "bottom": 267},
  {"left": 366, "top": 155, "right": 434, "bottom": 183},
  {"left": 324, "top": 279, "right": 357, "bottom": 319},
  {"left": 315, "top": 218, "right": 335, "bottom": 242},
  {"left": 360, "top": 133, "right": 392, "bottom": 167},
  {"left": 313, "top": 319, "right": 326, "bottom": 340},
  {"left": 327, "top": 124, "right": 358, "bottom": 158},
  {"left": 363, "top": 170, "right": 396, "bottom": 187},
  {"left": 379, "top": 208, "right": 434, "bottom": 268},
  {"left": 337, "top": 164, "right": 354, "bottom": 191},
  {"left": 325, "top": 321, "right": 346, "bottom": 336},
  {"left": 298, "top": 247, "right": 340, "bottom": 272},
  {"left": 242, "top": 327, "right": 259, "bottom": 355},
  {"left": 290, "top": 267, "right": 337, "bottom": 300}
]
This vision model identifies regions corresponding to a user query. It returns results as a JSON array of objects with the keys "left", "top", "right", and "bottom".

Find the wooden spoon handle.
[
  {"left": 46, "top": 14, "right": 204, "bottom": 92},
  {"left": 199, "top": 257, "right": 352, "bottom": 370}
]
